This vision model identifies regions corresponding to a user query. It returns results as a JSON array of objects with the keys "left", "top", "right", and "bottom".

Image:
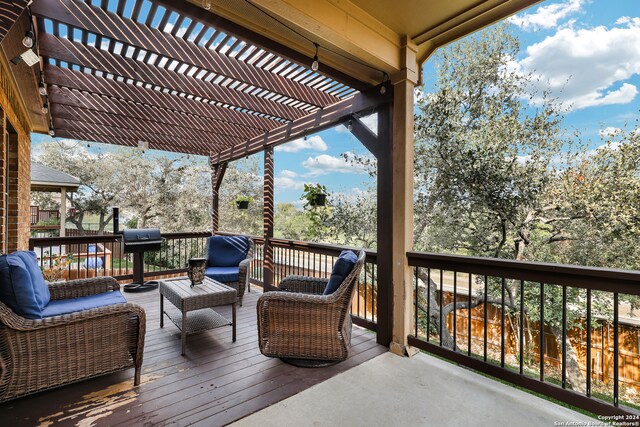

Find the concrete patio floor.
[{"left": 232, "top": 351, "right": 594, "bottom": 427}]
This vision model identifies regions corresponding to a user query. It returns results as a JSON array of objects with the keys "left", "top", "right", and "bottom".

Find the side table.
[{"left": 159, "top": 277, "right": 237, "bottom": 355}]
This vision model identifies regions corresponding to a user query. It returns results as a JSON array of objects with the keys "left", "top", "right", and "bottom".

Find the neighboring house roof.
[{"left": 31, "top": 162, "right": 81, "bottom": 192}]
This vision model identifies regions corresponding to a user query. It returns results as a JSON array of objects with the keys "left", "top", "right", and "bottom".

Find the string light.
[
  {"left": 347, "top": 119, "right": 353, "bottom": 131},
  {"left": 311, "top": 43, "right": 319, "bottom": 72},
  {"left": 41, "top": 101, "right": 49, "bottom": 114},
  {"left": 22, "top": 30, "right": 34, "bottom": 48},
  {"left": 380, "top": 72, "right": 389, "bottom": 94},
  {"left": 203, "top": 0, "right": 211, "bottom": 10},
  {"left": 38, "top": 78, "right": 47, "bottom": 96},
  {"left": 48, "top": 127, "right": 55, "bottom": 136}
]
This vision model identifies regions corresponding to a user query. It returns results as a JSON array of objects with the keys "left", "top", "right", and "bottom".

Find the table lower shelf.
[{"left": 164, "top": 306, "right": 232, "bottom": 335}]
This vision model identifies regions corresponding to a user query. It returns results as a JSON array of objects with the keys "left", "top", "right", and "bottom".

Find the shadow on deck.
[{"left": 0, "top": 285, "right": 385, "bottom": 426}]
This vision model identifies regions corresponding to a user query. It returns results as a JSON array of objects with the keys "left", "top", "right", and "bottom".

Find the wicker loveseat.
[
  {"left": 204, "top": 235, "right": 254, "bottom": 306},
  {"left": 257, "top": 250, "right": 365, "bottom": 366},
  {"left": 0, "top": 271, "right": 145, "bottom": 402}
]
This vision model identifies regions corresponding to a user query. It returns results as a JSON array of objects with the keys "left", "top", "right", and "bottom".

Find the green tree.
[
  {"left": 218, "top": 157, "right": 263, "bottom": 236},
  {"left": 413, "top": 24, "right": 592, "bottom": 391},
  {"left": 35, "top": 141, "right": 116, "bottom": 234}
]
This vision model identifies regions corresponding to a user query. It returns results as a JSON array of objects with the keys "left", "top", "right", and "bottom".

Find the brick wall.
[
  {"left": 0, "top": 108, "right": 31, "bottom": 253},
  {"left": 0, "top": 111, "right": 6, "bottom": 253}
]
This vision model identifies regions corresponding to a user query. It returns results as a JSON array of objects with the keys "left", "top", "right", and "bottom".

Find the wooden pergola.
[{"left": 1, "top": 0, "right": 541, "bottom": 353}]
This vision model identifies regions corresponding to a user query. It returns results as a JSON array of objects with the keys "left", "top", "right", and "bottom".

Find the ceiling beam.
[
  {"left": 213, "top": 85, "right": 392, "bottom": 164},
  {"left": 44, "top": 65, "right": 275, "bottom": 137},
  {"left": 39, "top": 33, "right": 309, "bottom": 121},
  {"left": 47, "top": 85, "right": 249, "bottom": 141},
  {"left": 153, "top": 0, "right": 368, "bottom": 92},
  {"left": 31, "top": 0, "right": 339, "bottom": 107}
]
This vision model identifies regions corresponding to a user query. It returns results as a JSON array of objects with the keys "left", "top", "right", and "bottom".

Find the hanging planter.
[
  {"left": 235, "top": 196, "right": 252, "bottom": 209},
  {"left": 302, "top": 184, "right": 328, "bottom": 208},
  {"left": 310, "top": 193, "right": 326, "bottom": 207}
]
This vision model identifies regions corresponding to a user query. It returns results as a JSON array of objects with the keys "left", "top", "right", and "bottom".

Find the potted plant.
[
  {"left": 235, "top": 195, "right": 252, "bottom": 209},
  {"left": 302, "top": 183, "right": 328, "bottom": 208}
]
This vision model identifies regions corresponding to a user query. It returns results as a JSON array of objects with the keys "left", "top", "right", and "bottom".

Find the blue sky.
[{"left": 32, "top": 0, "right": 640, "bottom": 206}]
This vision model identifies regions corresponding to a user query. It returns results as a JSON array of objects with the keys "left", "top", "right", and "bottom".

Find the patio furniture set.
[{"left": 0, "top": 234, "right": 364, "bottom": 402}]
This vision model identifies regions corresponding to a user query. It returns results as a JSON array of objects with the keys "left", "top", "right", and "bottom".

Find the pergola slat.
[
  {"left": 32, "top": 0, "right": 338, "bottom": 107},
  {"left": 54, "top": 129, "right": 207, "bottom": 155},
  {"left": 39, "top": 33, "right": 307, "bottom": 121},
  {"left": 48, "top": 85, "right": 250, "bottom": 140},
  {"left": 44, "top": 65, "right": 274, "bottom": 136},
  {"left": 51, "top": 103, "right": 243, "bottom": 150},
  {"left": 52, "top": 117, "right": 228, "bottom": 153},
  {"left": 152, "top": 0, "right": 368, "bottom": 92}
]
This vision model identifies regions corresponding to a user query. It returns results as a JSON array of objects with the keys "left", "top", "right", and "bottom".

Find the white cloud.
[
  {"left": 275, "top": 135, "right": 328, "bottom": 153},
  {"left": 599, "top": 127, "right": 622, "bottom": 138},
  {"left": 279, "top": 169, "right": 298, "bottom": 178},
  {"left": 302, "top": 154, "right": 368, "bottom": 176},
  {"left": 509, "top": 0, "right": 584, "bottom": 31},
  {"left": 515, "top": 18, "right": 640, "bottom": 110},
  {"left": 275, "top": 176, "right": 306, "bottom": 190}
]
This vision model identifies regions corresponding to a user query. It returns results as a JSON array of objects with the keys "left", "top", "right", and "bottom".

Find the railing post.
[{"left": 263, "top": 147, "right": 274, "bottom": 291}]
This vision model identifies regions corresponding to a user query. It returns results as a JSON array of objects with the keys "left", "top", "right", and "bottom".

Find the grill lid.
[{"left": 123, "top": 228, "right": 162, "bottom": 253}]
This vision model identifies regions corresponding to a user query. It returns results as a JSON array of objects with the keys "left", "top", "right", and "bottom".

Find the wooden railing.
[
  {"left": 407, "top": 251, "right": 640, "bottom": 416},
  {"left": 29, "top": 232, "right": 378, "bottom": 331},
  {"left": 30, "top": 205, "right": 60, "bottom": 226}
]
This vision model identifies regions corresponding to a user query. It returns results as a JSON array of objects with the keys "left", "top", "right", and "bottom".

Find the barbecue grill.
[{"left": 122, "top": 228, "right": 162, "bottom": 292}]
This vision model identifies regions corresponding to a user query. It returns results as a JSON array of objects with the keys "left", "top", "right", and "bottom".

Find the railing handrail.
[
  {"left": 407, "top": 251, "right": 640, "bottom": 294},
  {"left": 269, "top": 237, "right": 377, "bottom": 262}
]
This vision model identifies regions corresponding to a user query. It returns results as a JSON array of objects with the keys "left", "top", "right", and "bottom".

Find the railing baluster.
[
  {"left": 453, "top": 271, "right": 457, "bottom": 352},
  {"left": 519, "top": 280, "right": 524, "bottom": 375},
  {"left": 614, "top": 292, "right": 619, "bottom": 407},
  {"left": 414, "top": 267, "right": 419, "bottom": 337},
  {"left": 562, "top": 285, "right": 567, "bottom": 389},
  {"left": 483, "top": 275, "right": 488, "bottom": 362},
  {"left": 468, "top": 273, "right": 472, "bottom": 356},
  {"left": 426, "top": 268, "right": 431, "bottom": 342},
  {"left": 439, "top": 269, "right": 444, "bottom": 347},
  {"left": 540, "top": 282, "right": 545, "bottom": 382},
  {"left": 586, "top": 289, "right": 592, "bottom": 397},
  {"left": 501, "top": 277, "right": 505, "bottom": 368}
]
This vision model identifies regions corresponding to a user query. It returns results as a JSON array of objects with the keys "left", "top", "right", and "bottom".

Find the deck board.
[{"left": 0, "top": 286, "right": 385, "bottom": 427}]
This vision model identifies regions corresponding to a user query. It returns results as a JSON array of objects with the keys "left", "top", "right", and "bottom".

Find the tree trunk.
[{"left": 550, "top": 325, "right": 586, "bottom": 394}]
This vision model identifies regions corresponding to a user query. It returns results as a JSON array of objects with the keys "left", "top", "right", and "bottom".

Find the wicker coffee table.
[{"left": 159, "top": 277, "right": 237, "bottom": 355}]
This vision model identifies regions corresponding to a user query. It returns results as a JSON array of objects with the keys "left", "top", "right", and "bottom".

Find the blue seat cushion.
[
  {"left": 207, "top": 236, "right": 249, "bottom": 267},
  {"left": 205, "top": 266, "right": 240, "bottom": 283},
  {"left": 42, "top": 291, "right": 127, "bottom": 318},
  {"left": 323, "top": 250, "right": 358, "bottom": 296}
]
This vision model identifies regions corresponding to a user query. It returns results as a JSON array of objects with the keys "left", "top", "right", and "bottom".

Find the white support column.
[
  {"left": 59, "top": 187, "right": 66, "bottom": 237},
  {"left": 388, "top": 37, "right": 419, "bottom": 357}
]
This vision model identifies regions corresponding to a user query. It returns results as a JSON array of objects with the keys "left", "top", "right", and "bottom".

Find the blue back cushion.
[
  {"left": 205, "top": 266, "right": 240, "bottom": 283},
  {"left": 0, "top": 251, "right": 50, "bottom": 319},
  {"left": 323, "top": 250, "right": 358, "bottom": 295},
  {"left": 15, "top": 251, "right": 50, "bottom": 308},
  {"left": 207, "top": 236, "right": 249, "bottom": 267},
  {"left": 42, "top": 291, "right": 127, "bottom": 318}
]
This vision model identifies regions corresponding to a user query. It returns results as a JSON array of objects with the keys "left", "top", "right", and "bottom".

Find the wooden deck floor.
[{"left": 0, "top": 285, "right": 385, "bottom": 427}]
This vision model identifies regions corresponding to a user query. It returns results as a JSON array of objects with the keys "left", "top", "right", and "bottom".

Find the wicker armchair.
[
  {"left": 205, "top": 236, "right": 254, "bottom": 306},
  {"left": 257, "top": 250, "right": 366, "bottom": 366},
  {"left": 0, "top": 276, "right": 146, "bottom": 402}
]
